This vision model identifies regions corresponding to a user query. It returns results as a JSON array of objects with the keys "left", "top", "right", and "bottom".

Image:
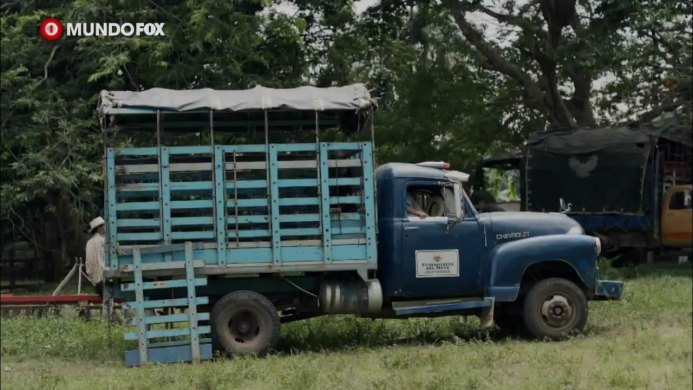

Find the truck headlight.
[
  {"left": 594, "top": 237, "right": 602, "bottom": 255},
  {"left": 567, "top": 225, "right": 583, "bottom": 235}
]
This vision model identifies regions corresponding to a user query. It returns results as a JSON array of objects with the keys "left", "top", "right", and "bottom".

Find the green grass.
[{"left": 1, "top": 264, "right": 691, "bottom": 389}]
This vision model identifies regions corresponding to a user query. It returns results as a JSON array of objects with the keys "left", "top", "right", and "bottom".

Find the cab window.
[
  {"left": 405, "top": 184, "right": 460, "bottom": 219},
  {"left": 669, "top": 189, "right": 692, "bottom": 210}
]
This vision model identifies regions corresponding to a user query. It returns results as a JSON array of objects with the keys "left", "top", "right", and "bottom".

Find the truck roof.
[{"left": 376, "top": 163, "right": 448, "bottom": 181}]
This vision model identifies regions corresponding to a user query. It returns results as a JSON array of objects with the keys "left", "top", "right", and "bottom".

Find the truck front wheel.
[
  {"left": 211, "top": 291, "right": 280, "bottom": 356},
  {"left": 522, "top": 278, "right": 587, "bottom": 340}
]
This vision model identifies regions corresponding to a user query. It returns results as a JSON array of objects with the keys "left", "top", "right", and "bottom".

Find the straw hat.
[{"left": 89, "top": 216, "right": 105, "bottom": 233}]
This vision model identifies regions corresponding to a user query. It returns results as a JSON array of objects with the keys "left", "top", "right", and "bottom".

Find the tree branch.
[{"left": 443, "top": 0, "right": 546, "bottom": 113}]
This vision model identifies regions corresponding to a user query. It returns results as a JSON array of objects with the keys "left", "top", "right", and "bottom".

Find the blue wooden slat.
[
  {"left": 131, "top": 247, "right": 148, "bottom": 364},
  {"left": 277, "top": 178, "right": 319, "bottom": 187},
  {"left": 106, "top": 148, "right": 119, "bottom": 269},
  {"left": 226, "top": 198, "right": 268, "bottom": 208},
  {"left": 171, "top": 200, "right": 213, "bottom": 209},
  {"left": 361, "top": 142, "right": 378, "bottom": 264},
  {"left": 117, "top": 219, "right": 161, "bottom": 228},
  {"left": 330, "top": 196, "right": 361, "bottom": 204},
  {"left": 214, "top": 146, "right": 228, "bottom": 266},
  {"left": 227, "top": 215, "right": 269, "bottom": 224},
  {"left": 273, "top": 143, "right": 319, "bottom": 152},
  {"left": 125, "top": 342, "right": 212, "bottom": 367},
  {"left": 170, "top": 181, "right": 214, "bottom": 191},
  {"left": 328, "top": 177, "right": 361, "bottom": 186},
  {"left": 228, "top": 229, "right": 271, "bottom": 238},
  {"left": 282, "top": 228, "right": 321, "bottom": 236},
  {"left": 171, "top": 216, "right": 214, "bottom": 226},
  {"left": 225, "top": 180, "right": 268, "bottom": 189},
  {"left": 279, "top": 197, "right": 319, "bottom": 206},
  {"left": 329, "top": 212, "right": 363, "bottom": 221},
  {"left": 269, "top": 145, "right": 281, "bottom": 265},
  {"left": 121, "top": 278, "right": 208, "bottom": 291},
  {"left": 319, "top": 143, "right": 333, "bottom": 263},
  {"left": 171, "top": 231, "right": 215, "bottom": 240},
  {"left": 332, "top": 226, "right": 366, "bottom": 235},
  {"left": 325, "top": 142, "right": 366, "bottom": 151},
  {"left": 133, "top": 312, "right": 210, "bottom": 326},
  {"left": 160, "top": 148, "right": 172, "bottom": 259},
  {"left": 280, "top": 214, "right": 319, "bottom": 222},
  {"left": 219, "top": 144, "right": 266, "bottom": 153},
  {"left": 116, "top": 147, "right": 159, "bottom": 156},
  {"left": 118, "top": 232, "right": 163, "bottom": 241},
  {"left": 185, "top": 243, "right": 202, "bottom": 363},
  {"left": 124, "top": 326, "right": 211, "bottom": 340},
  {"left": 123, "top": 296, "right": 209, "bottom": 310},
  {"left": 117, "top": 201, "right": 160, "bottom": 211},
  {"left": 117, "top": 182, "right": 159, "bottom": 192},
  {"left": 168, "top": 145, "right": 213, "bottom": 155}
]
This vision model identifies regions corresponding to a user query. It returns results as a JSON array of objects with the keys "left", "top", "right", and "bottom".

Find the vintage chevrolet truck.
[{"left": 98, "top": 85, "right": 623, "bottom": 366}]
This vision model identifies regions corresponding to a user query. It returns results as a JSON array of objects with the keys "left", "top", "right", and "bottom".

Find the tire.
[
  {"left": 211, "top": 290, "right": 280, "bottom": 356},
  {"left": 522, "top": 278, "right": 587, "bottom": 340}
]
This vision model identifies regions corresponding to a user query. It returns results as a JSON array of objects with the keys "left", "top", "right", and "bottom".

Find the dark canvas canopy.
[
  {"left": 99, "top": 84, "right": 376, "bottom": 115},
  {"left": 526, "top": 123, "right": 691, "bottom": 214}
]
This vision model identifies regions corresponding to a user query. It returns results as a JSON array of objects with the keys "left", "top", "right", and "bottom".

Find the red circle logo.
[{"left": 40, "top": 18, "right": 63, "bottom": 41}]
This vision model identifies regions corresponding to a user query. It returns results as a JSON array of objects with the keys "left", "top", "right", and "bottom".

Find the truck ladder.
[{"left": 121, "top": 242, "right": 212, "bottom": 366}]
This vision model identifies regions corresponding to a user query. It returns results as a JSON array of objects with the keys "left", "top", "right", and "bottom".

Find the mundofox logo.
[{"left": 40, "top": 18, "right": 165, "bottom": 40}]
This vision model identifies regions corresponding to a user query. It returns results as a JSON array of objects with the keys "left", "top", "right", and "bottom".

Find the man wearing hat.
[{"left": 85, "top": 216, "right": 106, "bottom": 296}]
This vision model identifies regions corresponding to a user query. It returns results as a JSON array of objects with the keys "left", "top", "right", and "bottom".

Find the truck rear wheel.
[
  {"left": 211, "top": 291, "right": 280, "bottom": 356},
  {"left": 522, "top": 278, "right": 587, "bottom": 340}
]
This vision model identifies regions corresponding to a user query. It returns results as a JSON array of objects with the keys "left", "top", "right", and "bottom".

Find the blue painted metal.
[
  {"left": 106, "top": 142, "right": 376, "bottom": 273},
  {"left": 214, "top": 146, "right": 228, "bottom": 265},
  {"left": 319, "top": 143, "right": 333, "bottom": 263},
  {"left": 124, "top": 340, "right": 213, "bottom": 367},
  {"left": 106, "top": 148, "right": 118, "bottom": 268},
  {"left": 393, "top": 297, "right": 494, "bottom": 316},
  {"left": 268, "top": 145, "right": 282, "bottom": 265},
  {"left": 594, "top": 280, "right": 624, "bottom": 300},
  {"left": 485, "top": 235, "right": 599, "bottom": 302},
  {"left": 121, "top": 242, "right": 211, "bottom": 366},
  {"left": 120, "top": 278, "right": 207, "bottom": 291},
  {"left": 361, "top": 142, "right": 377, "bottom": 264}
]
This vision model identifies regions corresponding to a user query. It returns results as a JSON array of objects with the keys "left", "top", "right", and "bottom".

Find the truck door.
[
  {"left": 399, "top": 181, "right": 483, "bottom": 298},
  {"left": 662, "top": 186, "right": 693, "bottom": 247}
]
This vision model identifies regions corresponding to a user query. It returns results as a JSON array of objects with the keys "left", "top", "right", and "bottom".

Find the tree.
[{"left": 440, "top": 0, "right": 692, "bottom": 130}]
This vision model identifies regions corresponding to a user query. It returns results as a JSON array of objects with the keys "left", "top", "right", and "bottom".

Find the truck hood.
[{"left": 478, "top": 211, "right": 583, "bottom": 246}]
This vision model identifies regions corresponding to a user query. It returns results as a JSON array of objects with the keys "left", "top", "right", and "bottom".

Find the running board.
[{"left": 392, "top": 297, "right": 495, "bottom": 325}]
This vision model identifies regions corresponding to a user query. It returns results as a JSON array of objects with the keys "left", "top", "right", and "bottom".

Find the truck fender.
[{"left": 485, "top": 234, "right": 599, "bottom": 302}]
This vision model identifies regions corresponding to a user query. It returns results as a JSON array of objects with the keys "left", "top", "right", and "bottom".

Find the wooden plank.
[
  {"left": 123, "top": 296, "right": 209, "bottom": 310},
  {"left": 361, "top": 142, "right": 378, "bottom": 264},
  {"left": 120, "top": 278, "right": 207, "bottom": 292},
  {"left": 160, "top": 147, "right": 172, "bottom": 260},
  {"left": 132, "top": 248, "right": 148, "bottom": 365},
  {"left": 124, "top": 326, "right": 211, "bottom": 340},
  {"left": 120, "top": 260, "right": 205, "bottom": 272},
  {"left": 132, "top": 312, "right": 211, "bottom": 326}
]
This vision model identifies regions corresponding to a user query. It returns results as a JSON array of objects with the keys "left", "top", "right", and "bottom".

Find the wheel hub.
[
  {"left": 540, "top": 294, "right": 574, "bottom": 328},
  {"left": 229, "top": 311, "right": 260, "bottom": 343}
]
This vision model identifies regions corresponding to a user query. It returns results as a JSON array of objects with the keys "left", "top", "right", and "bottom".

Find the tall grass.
[{"left": 1, "top": 264, "right": 691, "bottom": 390}]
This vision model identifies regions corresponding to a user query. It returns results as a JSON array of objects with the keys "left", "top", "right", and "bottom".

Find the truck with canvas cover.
[
  {"left": 477, "top": 122, "right": 692, "bottom": 263},
  {"left": 98, "top": 84, "right": 623, "bottom": 365}
]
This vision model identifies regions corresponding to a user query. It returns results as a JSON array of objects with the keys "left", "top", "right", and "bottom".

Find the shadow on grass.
[{"left": 274, "top": 316, "right": 517, "bottom": 355}]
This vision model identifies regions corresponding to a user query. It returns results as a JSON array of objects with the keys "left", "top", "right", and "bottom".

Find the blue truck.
[{"left": 99, "top": 85, "right": 623, "bottom": 366}]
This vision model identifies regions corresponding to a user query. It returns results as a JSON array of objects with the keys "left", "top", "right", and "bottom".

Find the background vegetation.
[{"left": 1, "top": 0, "right": 692, "bottom": 277}]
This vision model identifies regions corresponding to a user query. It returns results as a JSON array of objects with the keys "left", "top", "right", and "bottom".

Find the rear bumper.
[{"left": 593, "top": 280, "right": 624, "bottom": 300}]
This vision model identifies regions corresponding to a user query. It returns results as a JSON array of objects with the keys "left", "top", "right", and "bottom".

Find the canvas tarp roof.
[{"left": 99, "top": 84, "right": 376, "bottom": 115}]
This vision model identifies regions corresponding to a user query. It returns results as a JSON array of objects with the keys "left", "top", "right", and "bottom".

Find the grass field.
[{"left": 1, "top": 264, "right": 691, "bottom": 390}]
